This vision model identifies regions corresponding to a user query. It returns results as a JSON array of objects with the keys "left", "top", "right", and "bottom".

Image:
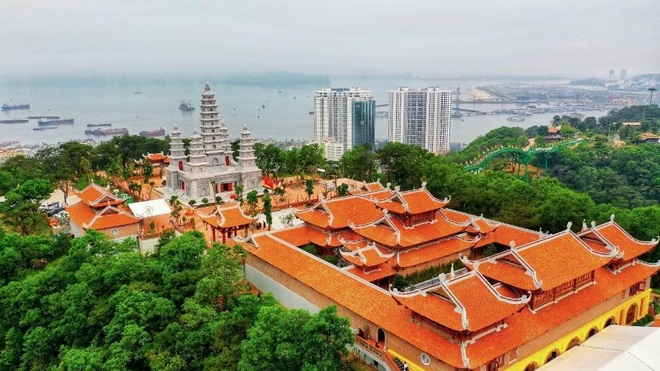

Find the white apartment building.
[
  {"left": 388, "top": 87, "right": 452, "bottom": 153},
  {"left": 314, "top": 87, "right": 374, "bottom": 159}
]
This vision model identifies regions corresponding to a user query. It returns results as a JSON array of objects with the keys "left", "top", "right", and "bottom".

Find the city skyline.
[{"left": 1, "top": 0, "right": 658, "bottom": 79}]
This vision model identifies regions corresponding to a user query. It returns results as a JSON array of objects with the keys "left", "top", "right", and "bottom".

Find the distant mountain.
[{"left": 223, "top": 71, "right": 330, "bottom": 86}]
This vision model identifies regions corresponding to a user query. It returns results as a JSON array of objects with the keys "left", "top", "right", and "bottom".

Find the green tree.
[
  {"left": 305, "top": 179, "right": 314, "bottom": 200},
  {"left": 376, "top": 142, "right": 431, "bottom": 189},
  {"left": 234, "top": 185, "right": 244, "bottom": 206},
  {"left": 263, "top": 190, "right": 273, "bottom": 230},
  {"left": 0, "top": 178, "right": 54, "bottom": 235},
  {"left": 239, "top": 305, "right": 352, "bottom": 371},
  {"left": 337, "top": 183, "right": 349, "bottom": 197},
  {"left": 339, "top": 144, "right": 377, "bottom": 182},
  {"left": 246, "top": 190, "right": 259, "bottom": 217}
]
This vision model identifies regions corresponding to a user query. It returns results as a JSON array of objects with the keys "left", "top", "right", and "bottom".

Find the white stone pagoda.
[{"left": 164, "top": 82, "right": 262, "bottom": 201}]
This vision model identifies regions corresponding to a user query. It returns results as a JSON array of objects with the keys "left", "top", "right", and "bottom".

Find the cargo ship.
[
  {"left": 1, "top": 103, "right": 30, "bottom": 111},
  {"left": 87, "top": 123, "right": 112, "bottom": 127},
  {"left": 28, "top": 115, "right": 59, "bottom": 119},
  {"left": 178, "top": 100, "right": 195, "bottom": 111},
  {"left": 38, "top": 118, "right": 75, "bottom": 126},
  {"left": 33, "top": 126, "right": 58, "bottom": 131},
  {"left": 0, "top": 119, "right": 29, "bottom": 124},
  {"left": 139, "top": 128, "right": 166, "bottom": 138},
  {"left": 84, "top": 127, "right": 128, "bottom": 136}
]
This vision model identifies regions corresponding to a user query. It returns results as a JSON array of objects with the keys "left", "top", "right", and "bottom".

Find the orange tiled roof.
[
  {"left": 145, "top": 152, "right": 170, "bottom": 163},
  {"left": 466, "top": 217, "right": 499, "bottom": 234},
  {"left": 76, "top": 183, "right": 125, "bottom": 208},
  {"left": 197, "top": 203, "right": 255, "bottom": 229},
  {"left": 351, "top": 211, "right": 468, "bottom": 248},
  {"left": 467, "top": 231, "right": 617, "bottom": 291},
  {"left": 340, "top": 243, "right": 394, "bottom": 268},
  {"left": 245, "top": 233, "right": 466, "bottom": 368},
  {"left": 67, "top": 201, "right": 141, "bottom": 230},
  {"left": 345, "top": 264, "right": 396, "bottom": 282},
  {"left": 66, "top": 201, "right": 98, "bottom": 230},
  {"left": 86, "top": 206, "right": 142, "bottom": 229},
  {"left": 363, "top": 181, "right": 385, "bottom": 191},
  {"left": 244, "top": 222, "right": 659, "bottom": 369},
  {"left": 397, "top": 235, "right": 477, "bottom": 268},
  {"left": 464, "top": 263, "right": 659, "bottom": 367},
  {"left": 391, "top": 271, "right": 529, "bottom": 332},
  {"left": 588, "top": 221, "right": 658, "bottom": 262},
  {"left": 376, "top": 187, "right": 450, "bottom": 215},
  {"left": 359, "top": 188, "right": 395, "bottom": 201},
  {"left": 296, "top": 196, "right": 383, "bottom": 230},
  {"left": 491, "top": 223, "right": 542, "bottom": 246}
]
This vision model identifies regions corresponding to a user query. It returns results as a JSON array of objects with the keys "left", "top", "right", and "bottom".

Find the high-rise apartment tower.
[
  {"left": 388, "top": 87, "right": 452, "bottom": 153},
  {"left": 314, "top": 87, "right": 375, "bottom": 158}
]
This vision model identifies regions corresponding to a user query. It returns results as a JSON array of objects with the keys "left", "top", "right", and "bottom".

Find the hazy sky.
[{"left": 2, "top": 0, "right": 658, "bottom": 78}]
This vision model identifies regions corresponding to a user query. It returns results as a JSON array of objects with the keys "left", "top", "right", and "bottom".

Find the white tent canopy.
[
  {"left": 128, "top": 199, "right": 171, "bottom": 218},
  {"left": 541, "top": 325, "right": 660, "bottom": 370}
]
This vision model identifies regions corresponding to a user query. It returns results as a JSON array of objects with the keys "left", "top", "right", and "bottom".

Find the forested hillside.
[{"left": 0, "top": 231, "right": 353, "bottom": 370}]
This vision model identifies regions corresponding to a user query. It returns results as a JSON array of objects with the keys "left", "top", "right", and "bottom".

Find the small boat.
[
  {"left": 507, "top": 116, "right": 525, "bottom": 122},
  {"left": 28, "top": 115, "right": 59, "bottom": 119},
  {"left": 1, "top": 103, "right": 30, "bottom": 111},
  {"left": 33, "top": 126, "right": 58, "bottom": 131},
  {"left": 0, "top": 119, "right": 29, "bottom": 124},
  {"left": 85, "top": 127, "right": 128, "bottom": 136},
  {"left": 133, "top": 92, "right": 142, "bottom": 94},
  {"left": 178, "top": 100, "right": 195, "bottom": 111},
  {"left": 87, "top": 123, "right": 112, "bottom": 127},
  {"left": 38, "top": 118, "right": 74, "bottom": 126},
  {"left": 139, "top": 128, "right": 166, "bottom": 138},
  {"left": 309, "top": 111, "right": 314, "bottom": 115}
]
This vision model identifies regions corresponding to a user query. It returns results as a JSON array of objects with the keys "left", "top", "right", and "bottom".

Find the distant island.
[
  {"left": 569, "top": 77, "right": 605, "bottom": 87},
  {"left": 223, "top": 71, "right": 330, "bottom": 86}
]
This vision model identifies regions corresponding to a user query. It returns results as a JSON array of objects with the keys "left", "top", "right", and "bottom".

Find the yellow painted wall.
[
  {"left": 505, "top": 289, "right": 652, "bottom": 371},
  {"left": 388, "top": 349, "right": 427, "bottom": 371}
]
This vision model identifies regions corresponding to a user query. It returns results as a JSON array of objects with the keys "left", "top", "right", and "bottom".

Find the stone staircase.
[{"left": 392, "top": 357, "right": 405, "bottom": 370}]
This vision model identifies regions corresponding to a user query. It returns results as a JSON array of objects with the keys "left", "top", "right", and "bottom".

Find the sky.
[{"left": 2, "top": 0, "right": 658, "bottom": 79}]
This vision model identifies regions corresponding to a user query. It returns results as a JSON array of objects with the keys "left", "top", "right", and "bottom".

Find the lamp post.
[{"left": 641, "top": 87, "right": 657, "bottom": 124}]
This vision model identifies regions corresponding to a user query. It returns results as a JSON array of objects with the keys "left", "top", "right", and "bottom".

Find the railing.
[
  {"left": 403, "top": 268, "right": 469, "bottom": 292},
  {"left": 354, "top": 335, "right": 402, "bottom": 371}
]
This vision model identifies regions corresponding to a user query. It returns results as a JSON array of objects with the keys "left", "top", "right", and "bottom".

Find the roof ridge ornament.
[
  {"left": 610, "top": 214, "right": 615, "bottom": 222},
  {"left": 566, "top": 221, "right": 572, "bottom": 231}
]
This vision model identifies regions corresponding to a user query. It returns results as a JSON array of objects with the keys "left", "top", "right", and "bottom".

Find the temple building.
[
  {"left": 66, "top": 183, "right": 142, "bottom": 241},
  {"left": 238, "top": 182, "right": 659, "bottom": 371},
  {"left": 164, "top": 83, "right": 262, "bottom": 202}
]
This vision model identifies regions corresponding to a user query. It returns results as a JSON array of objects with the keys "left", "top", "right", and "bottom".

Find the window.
[{"left": 420, "top": 353, "right": 431, "bottom": 366}]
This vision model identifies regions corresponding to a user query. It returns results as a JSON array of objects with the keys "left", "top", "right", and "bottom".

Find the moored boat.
[
  {"left": 2, "top": 103, "right": 30, "bottom": 111},
  {"left": 507, "top": 115, "right": 525, "bottom": 122},
  {"left": 28, "top": 115, "right": 59, "bottom": 119},
  {"left": 33, "top": 126, "right": 58, "bottom": 131},
  {"left": 84, "top": 127, "right": 128, "bottom": 136},
  {"left": 87, "top": 123, "right": 112, "bottom": 127},
  {"left": 0, "top": 119, "right": 29, "bottom": 124},
  {"left": 178, "top": 100, "right": 195, "bottom": 111},
  {"left": 139, "top": 128, "right": 166, "bottom": 138},
  {"left": 38, "top": 118, "right": 75, "bottom": 126}
]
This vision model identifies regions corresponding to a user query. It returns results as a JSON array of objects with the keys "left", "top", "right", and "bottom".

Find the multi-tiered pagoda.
[{"left": 165, "top": 83, "right": 261, "bottom": 201}]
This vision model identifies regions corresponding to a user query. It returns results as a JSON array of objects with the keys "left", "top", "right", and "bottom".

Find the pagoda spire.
[{"left": 237, "top": 124, "right": 258, "bottom": 170}]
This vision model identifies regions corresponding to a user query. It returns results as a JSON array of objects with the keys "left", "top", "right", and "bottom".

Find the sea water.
[{"left": 0, "top": 77, "right": 608, "bottom": 146}]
